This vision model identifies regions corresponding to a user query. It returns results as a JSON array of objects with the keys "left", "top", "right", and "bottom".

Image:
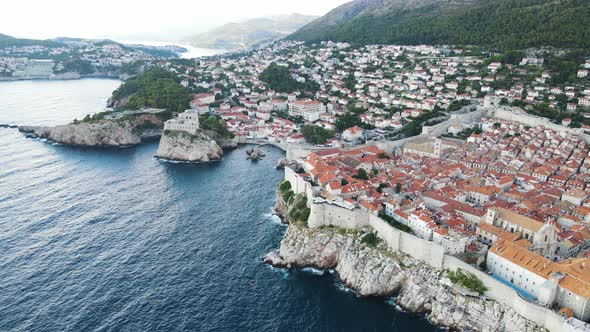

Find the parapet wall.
[
  {"left": 374, "top": 108, "right": 488, "bottom": 154},
  {"left": 491, "top": 108, "right": 590, "bottom": 144},
  {"left": 284, "top": 166, "right": 314, "bottom": 208},
  {"left": 371, "top": 215, "right": 445, "bottom": 268},
  {"left": 308, "top": 201, "right": 370, "bottom": 228}
]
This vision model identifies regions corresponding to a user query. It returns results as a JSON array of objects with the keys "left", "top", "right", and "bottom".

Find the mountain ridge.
[
  {"left": 186, "top": 13, "right": 317, "bottom": 50},
  {"left": 289, "top": 0, "right": 590, "bottom": 50}
]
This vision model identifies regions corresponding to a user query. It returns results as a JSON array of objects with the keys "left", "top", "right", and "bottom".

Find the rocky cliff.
[
  {"left": 266, "top": 224, "right": 547, "bottom": 332},
  {"left": 18, "top": 114, "right": 163, "bottom": 147},
  {"left": 155, "top": 130, "right": 223, "bottom": 162},
  {"left": 274, "top": 188, "right": 290, "bottom": 224}
]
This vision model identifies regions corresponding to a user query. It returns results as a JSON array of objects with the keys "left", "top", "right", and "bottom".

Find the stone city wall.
[{"left": 296, "top": 195, "right": 585, "bottom": 332}]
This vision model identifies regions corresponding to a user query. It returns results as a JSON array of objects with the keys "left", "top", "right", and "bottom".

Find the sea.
[
  {"left": 0, "top": 79, "right": 437, "bottom": 331},
  {"left": 116, "top": 40, "right": 225, "bottom": 59}
]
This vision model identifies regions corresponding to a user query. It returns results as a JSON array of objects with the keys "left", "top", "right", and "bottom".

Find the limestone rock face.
[
  {"left": 272, "top": 224, "right": 548, "bottom": 332},
  {"left": 50, "top": 122, "right": 143, "bottom": 146},
  {"left": 273, "top": 188, "right": 290, "bottom": 224},
  {"left": 18, "top": 114, "right": 163, "bottom": 147},
  {"left": 155, "top": 130, "right": 223, "bottom": 162}
]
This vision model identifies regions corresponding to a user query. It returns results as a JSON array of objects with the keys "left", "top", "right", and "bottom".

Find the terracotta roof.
[
  {"left": 491, "top": 240, "right": 590, "bottom": 298},
  {"left": 491, "top": 207, "right": 544, "bottom": 232},
  {"left": 478, "top": 222, "right": 520, "bottom": 242}
]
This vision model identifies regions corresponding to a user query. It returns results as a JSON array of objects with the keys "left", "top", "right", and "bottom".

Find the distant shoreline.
[{"left": 0, "top": 75, "right": 121, "bottom": 83}]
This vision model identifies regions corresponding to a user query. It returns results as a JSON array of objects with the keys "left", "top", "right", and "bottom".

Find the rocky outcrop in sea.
[
  {"left": 18, "top": 114, "right": 163, "bottom": 147},
  {"left": 155, "top": 130, "right": 223, "bottom": 162},
  {"left": 266, "top": 224, "right": 547, "bottom": 332}
]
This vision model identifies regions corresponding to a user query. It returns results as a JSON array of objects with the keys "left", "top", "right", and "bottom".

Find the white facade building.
[
  {"left": 488, "top": 239, "right": 590, "bottom": 321},
  {"left": 289, "top": 100, "right": 324, "bottom": 122},
  {"left": 163, "top": 110, "right": 200, "bottom": 135}
]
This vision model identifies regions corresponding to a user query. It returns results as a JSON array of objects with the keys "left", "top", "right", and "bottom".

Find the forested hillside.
[
  {"left": 290, "top": 0, "right": 590, "bottom": 49},
  {"left": 111, "top": 67, "right": 190, "bottom": 112}
]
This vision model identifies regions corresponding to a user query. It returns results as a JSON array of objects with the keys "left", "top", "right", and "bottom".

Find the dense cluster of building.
[
  {"left": 0, "top": 40, "right": 169, "bottom": 79},
  {"left": 294, "top": 116, "right": 590, "bottom": 320},
  {"left": 150, "top": 40, "right": 590, "bottom": 149}
]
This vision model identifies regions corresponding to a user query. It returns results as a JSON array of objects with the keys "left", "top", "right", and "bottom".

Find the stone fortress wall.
[{"left": 300, "top": 197, "right": 584, "bottom": 332}]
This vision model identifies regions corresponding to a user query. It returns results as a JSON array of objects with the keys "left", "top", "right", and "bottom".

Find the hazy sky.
[{"left": 2, "top": 0, "right": 350, "bottom": 40}]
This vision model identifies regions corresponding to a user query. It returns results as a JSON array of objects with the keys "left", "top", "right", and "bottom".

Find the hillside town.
[
  {"left": 146, "top": 44, "right": 590, "bottom": 325},
  {"left": 0, "top": 38, "right": 181, "bottom": 80},
  {"left": 145, "top": 40, "right": 590, "bottom": 149}
]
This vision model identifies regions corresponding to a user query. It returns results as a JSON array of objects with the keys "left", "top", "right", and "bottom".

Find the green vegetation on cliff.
[
  {"left": 199, "top": 115, "right": 234, "bottom": 139},
  {"left": 290, "top": 0, "right": 590, "bottom": 50},
  {"left": 447, "top": 268, "right": 489, "bottom": 295},
  {"left": 278, "top": 180, "right": 310, "bottom": 226},
  {"left": 361, "top": 232, "right": 382, "bottom": 248},
  {"left": 112, "top": 67, "right": 190, "bottom": 112},
  {"left": 55, "top": 59, "right": 93, "bottom": 75}
]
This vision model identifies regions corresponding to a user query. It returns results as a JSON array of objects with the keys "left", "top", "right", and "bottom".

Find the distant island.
[{"left": 185, "top": 13, "right": 317, "bottom": 50}]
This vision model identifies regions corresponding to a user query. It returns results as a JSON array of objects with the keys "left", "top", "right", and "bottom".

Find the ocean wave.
[
  {"left": 265, "top": 264, "right": 291, "bottom": 278},
  {"left": 264, "top": 213, "right": 286, "bottom": 226},
  {"left": 386, "top": 298, "right": 406, "bottom": 312},
  {"left": 334, "top": 280, "right": 354, "bottom": 293},
  {"left": 154, "top": 157, "right": 223, "bottom": 164},
  {"left": 301, "top": 267, "right": 326, "bottom": 276}
]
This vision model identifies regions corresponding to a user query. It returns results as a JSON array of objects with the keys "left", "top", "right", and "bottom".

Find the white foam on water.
[
  {"left": 301, "top": 267, "right": 326, "bottom": 276},
  {"left": 386, "top": 298, "right": 406, "bottom": 312},
  {"left": 334, "top": 281, "right": 354, "bottom": 293}
]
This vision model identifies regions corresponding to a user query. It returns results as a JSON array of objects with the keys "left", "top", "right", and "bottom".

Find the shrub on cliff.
[
  {"left": 286, "top": 194, "right": 310, "bottom": 227},
  {"left": 447, "top": 268, "right": 489, "bottom": 295},
  {"left": 278, "top": 180, "right": 291, "bottom": 193},
  {"left": 199, "top": 115, "right": 234, "bottom": 139},
  {"left": 282, "top": 190, "right": 294, "bottom": 204},
  {"left": 361, "top": 232, "right": 381, "bottom": 248}
]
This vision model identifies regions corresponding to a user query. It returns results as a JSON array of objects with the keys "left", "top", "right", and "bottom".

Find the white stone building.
[
  {"left": 485, "top": 207, "right": 558, "bottom": 259},
  {"left": 163, "top": 110, "right": 200, "bottom": 135},
  {"left": 488, "top": 239, "right": 590, "bottom": 321},
  {"left": 288, "top": 100, "right": 324, "bottom": 122}
]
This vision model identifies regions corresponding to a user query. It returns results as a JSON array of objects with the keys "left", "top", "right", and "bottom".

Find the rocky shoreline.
[
  {"left": 18, "top": 114, "right": 163, "bottom": 147},
  {"left": 155, "top": 130, "right": 224, "bottom": 163},
  {"left": 265, "top": 196, "right": 548, "bottom": 332},
  {"left": 15, "top": 115, "right": 243, "bottom": 163}
]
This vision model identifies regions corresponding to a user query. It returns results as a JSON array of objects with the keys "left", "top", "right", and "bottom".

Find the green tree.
[
  {"left": 335, "top": 112, "right": 363, "bottom": 132},
  {"left": 112, "top": 67, "right": 190, "bottom": 112},
  {"left": 260, "top": 62, "right": 298, "bottom": 93},
  {"left": 395, "top": 182, "right": 402, "bottom": 194},
  {"left": 300, "top": 125, "right": 335, "bottom": 145},
  {"left": 354, "top": 168, "right": 369, "bottom": 180}
]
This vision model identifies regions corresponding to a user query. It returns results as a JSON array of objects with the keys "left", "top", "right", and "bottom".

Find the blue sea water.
[{"left": 0, "top": 79, "right": 436, "bottom": 331}]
